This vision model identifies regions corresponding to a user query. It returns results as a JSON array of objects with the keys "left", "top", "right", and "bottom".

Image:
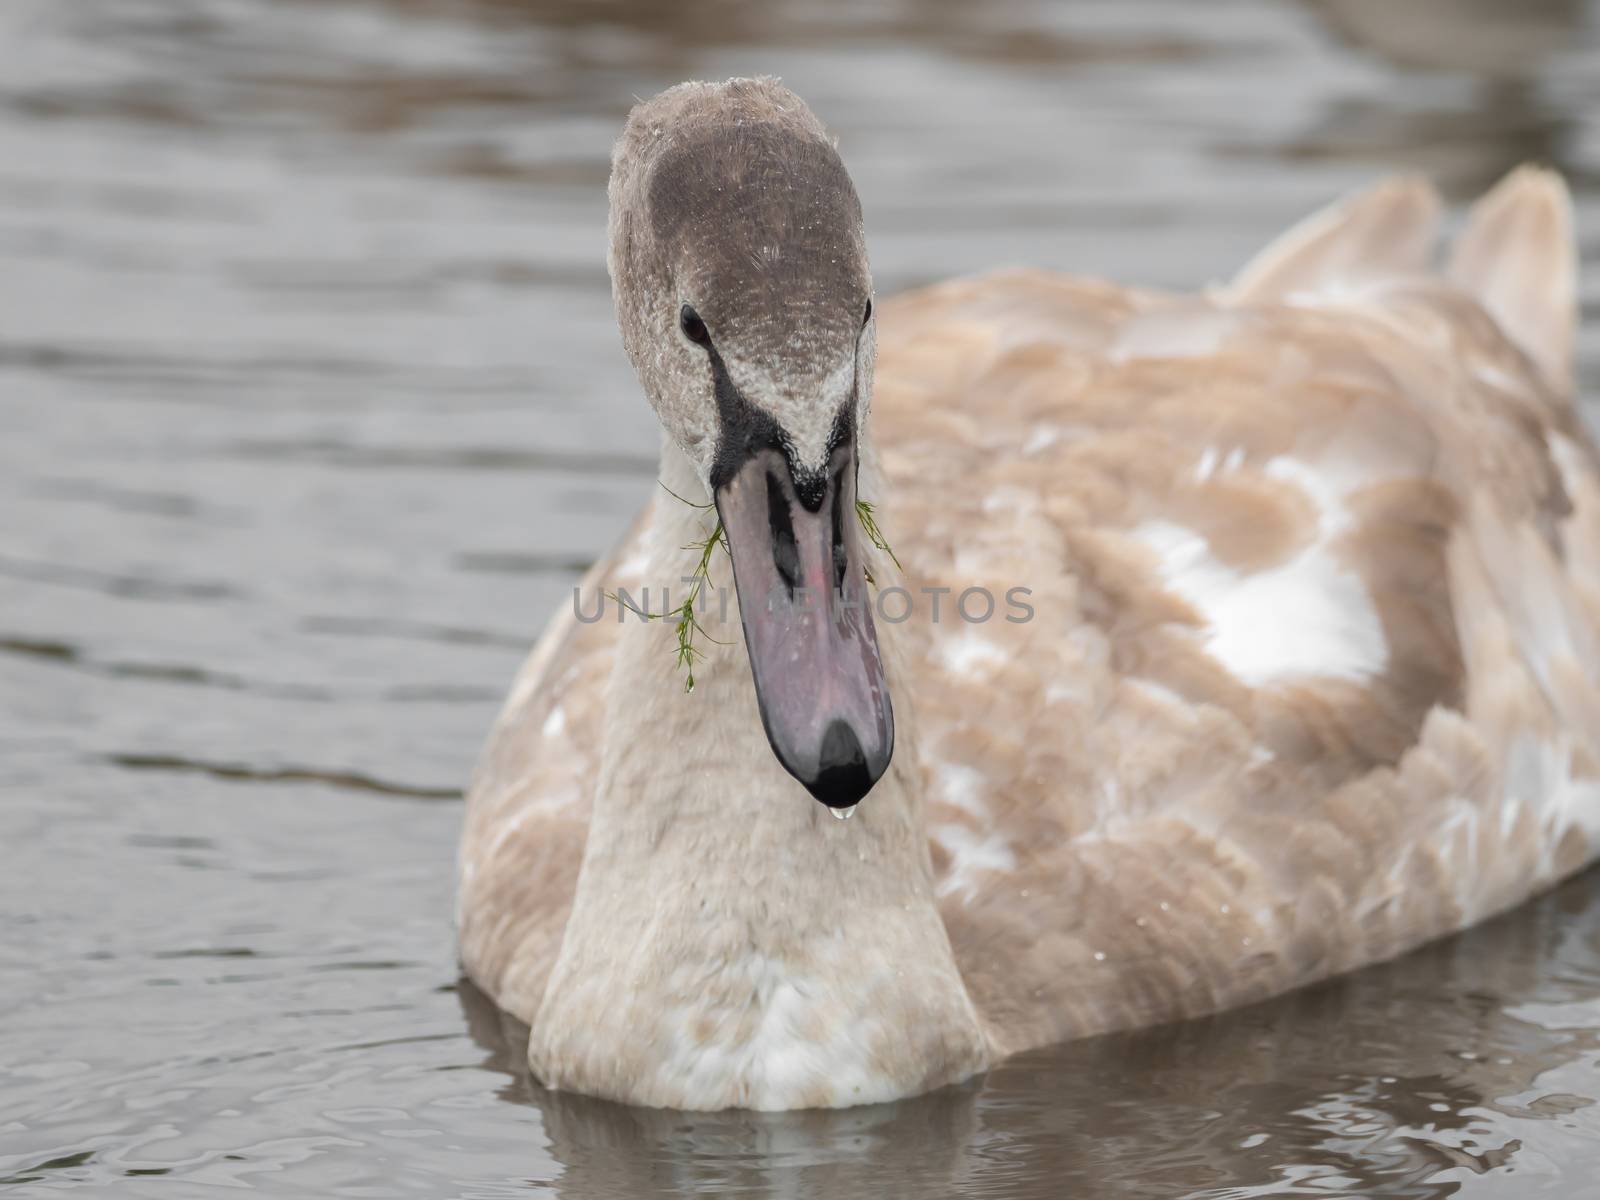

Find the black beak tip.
[{"left": 800, "top": 719, "right": 889, "bottom": 810}]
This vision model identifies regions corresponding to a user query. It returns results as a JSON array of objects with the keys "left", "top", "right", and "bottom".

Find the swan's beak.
[{"left": 714, "top": 442, "right": 894, "bottom": 810}]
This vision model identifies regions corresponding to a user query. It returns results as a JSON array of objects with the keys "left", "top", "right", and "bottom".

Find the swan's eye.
[
  {"left": 862, "top": 298, "right": 873, "bottom": 327},
  {"left": 680, "top": 304, "right": 711, "bottom": 347}
]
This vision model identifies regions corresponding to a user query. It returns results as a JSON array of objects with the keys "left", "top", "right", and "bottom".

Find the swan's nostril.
[{"left": 767, "top": 470, "right": 801, "bottom": 597}]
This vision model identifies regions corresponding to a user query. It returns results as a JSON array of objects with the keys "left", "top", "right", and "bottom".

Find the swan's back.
[
  {"left": 459, "top": 168, "right": 1600, "bottom": 1052},
  {"left": 889, "top": 168, "right": 1600, "bottom": 1050}
]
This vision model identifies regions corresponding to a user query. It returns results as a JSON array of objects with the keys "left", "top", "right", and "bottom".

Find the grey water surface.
[{"left": 4, "top": 0, "right": 1600, "bottom": 1196}]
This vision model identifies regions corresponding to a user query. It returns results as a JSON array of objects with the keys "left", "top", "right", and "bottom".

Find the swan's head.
[{"left": 608, "top": 78, "right": 891, "bottom": 812}]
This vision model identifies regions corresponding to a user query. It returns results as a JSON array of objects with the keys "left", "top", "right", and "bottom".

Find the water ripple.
[{"left": 104, "top": 753, "right": 462, "bottom": 801}]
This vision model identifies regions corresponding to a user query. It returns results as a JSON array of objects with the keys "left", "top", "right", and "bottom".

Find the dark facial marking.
[
  {"left": 698, "top": 317, "right": 859, "bottom": 521},
  {"left": 707, "top": 345, "right": 787, "bottom": 493}
]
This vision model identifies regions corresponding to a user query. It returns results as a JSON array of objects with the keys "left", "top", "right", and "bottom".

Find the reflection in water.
[
  {"left": 459, "top": 869, "right": 1600, "bottom": 1199},
  {"left": 1274, "top": 0, "right": 1590, "bottom": 196},
  {"left": 2, "top": 0, "right": 1599, "bottom": 1194},
  {"left": 1305, "top": 0, "right": 1588, "bottom": 77},
  {"left": 459, "top": 979, "right": 987, "bottom": 1198}
]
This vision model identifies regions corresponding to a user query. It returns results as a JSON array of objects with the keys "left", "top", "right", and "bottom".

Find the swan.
[{"left": 457, "top": 76, "right": 1599, "bottom": 1111}]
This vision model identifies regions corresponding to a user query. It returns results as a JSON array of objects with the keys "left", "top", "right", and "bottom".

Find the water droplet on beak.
[{"left": 830, "top": 804, "right": 858, "bottom": 822}]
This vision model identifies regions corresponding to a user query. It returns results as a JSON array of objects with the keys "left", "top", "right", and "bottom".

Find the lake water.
[{"left": 3, "top": 0, "right": 1600, "bottom": 1195}]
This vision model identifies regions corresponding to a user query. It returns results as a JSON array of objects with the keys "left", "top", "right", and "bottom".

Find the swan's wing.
[
  {"left": 1449, "top": 165, "right": 1577, "bottom": 396},
  {"left": 876, "top": 173, "right": 1598, "bottom": 1051},
  {"left": 457, "top": 505, "right": 651, "bottom": 1024},
  {"left": 1225, "top": 174, "right": 1441, "bottom": 304}
]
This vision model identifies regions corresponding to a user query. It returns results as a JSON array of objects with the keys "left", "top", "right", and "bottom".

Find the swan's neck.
[{"left": 528, "top": 438, "right": 989, "bottom": 1111}]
